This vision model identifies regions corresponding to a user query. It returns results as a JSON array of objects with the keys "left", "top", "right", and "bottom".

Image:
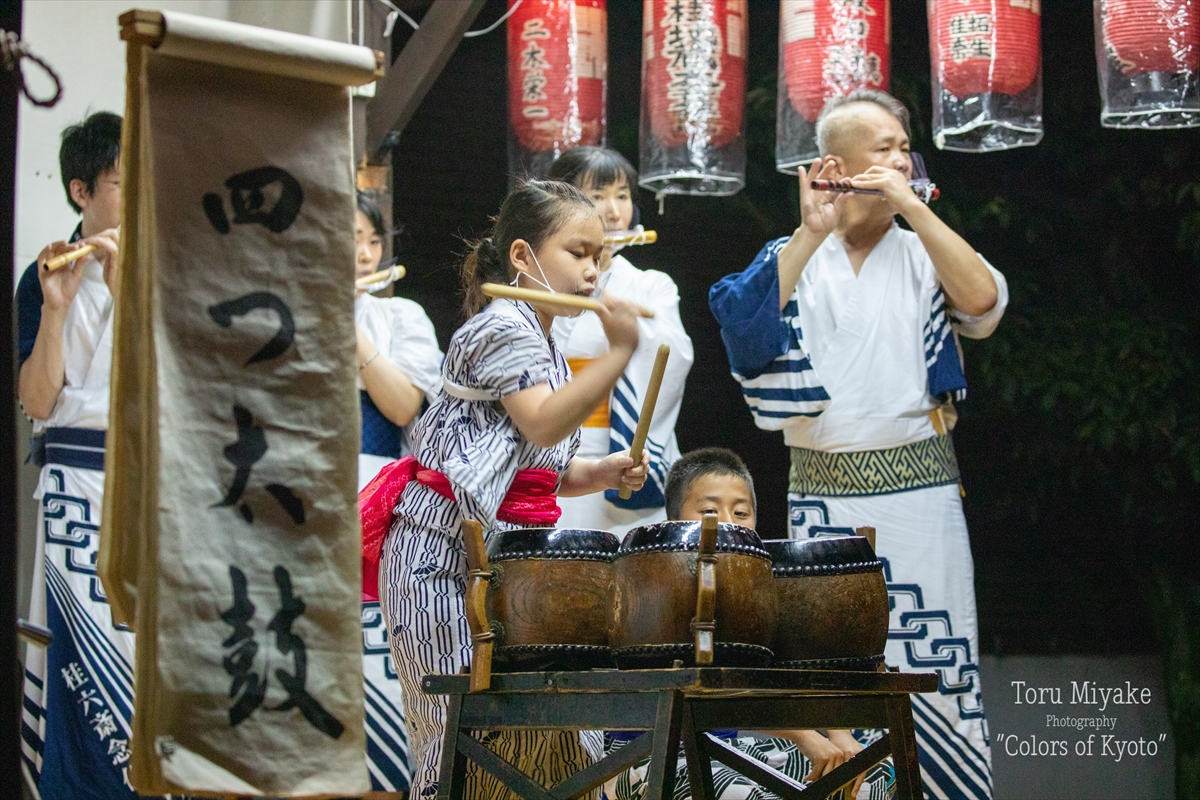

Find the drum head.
[
  {"left": 486, "top": 527, "right": 620, "bottom": 562},
  {"left": 763, "top": 536, "right": 881, "bottom": 576},
  {"left": 617, "top": 520, "right": 767, "bottom": 558}
]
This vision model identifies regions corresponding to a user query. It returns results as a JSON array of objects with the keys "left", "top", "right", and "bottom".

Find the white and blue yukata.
[
  {"left": 604, "top": 731, "right": 896, "bottom": 800},
  {"left": 710, "top": 225, "right": 1008, "bottom": 800},
  {"left": 16, "top": 230, "right": 139, "bottom": 800},
  {"left": 379, "top": 299, "right": 602, "bottom": 799},
  {"left": 356, "top": 290, "right": 443, "bottom": 794},
  {"left": 553, "top": 254, "right": 694, "bottom": 539}
]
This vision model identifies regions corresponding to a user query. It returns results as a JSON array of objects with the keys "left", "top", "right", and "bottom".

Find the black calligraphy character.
[
  {"left": 214, "top": 405, "right": 266, "bottom": 522},
  {"left": 267, "top": 566, "right": 344, "bottom": 739},
  {"left": 213, "top": 405, "right": 305, "bottom": 524},
  {"left": 221, "top": 565, "right": 267, "bottom": 726},
  {"left": 203, "top": 166, "right": 304, "bottom": 234},
  {"left": 207, "top": 292, "right": 296, "bottom": 365}
]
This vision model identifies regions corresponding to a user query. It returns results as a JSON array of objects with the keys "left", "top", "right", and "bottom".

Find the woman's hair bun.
[{"left": 476, "top": 236, "right": 504, "bottom": 276}]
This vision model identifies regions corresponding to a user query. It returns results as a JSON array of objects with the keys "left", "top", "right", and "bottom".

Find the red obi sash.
[{"left": 359, "top": 455, "right": 562, "bottom": 600}]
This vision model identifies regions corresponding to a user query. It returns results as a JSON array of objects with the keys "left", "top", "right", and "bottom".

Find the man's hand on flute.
[
  {"left": 775, "top": 159, "right": 848, "bottom": 310},
  {"left": 40, "top": 228, "right": 120, "bottom": 299}
]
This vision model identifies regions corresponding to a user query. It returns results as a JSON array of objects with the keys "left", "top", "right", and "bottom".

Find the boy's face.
[{"left": 679, "top": 473, "right": 756, "bottom": 529}]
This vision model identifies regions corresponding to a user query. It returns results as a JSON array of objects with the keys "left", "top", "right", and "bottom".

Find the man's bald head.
[{"left": 815, "top": 89, "right": 911, "bottom": 158}]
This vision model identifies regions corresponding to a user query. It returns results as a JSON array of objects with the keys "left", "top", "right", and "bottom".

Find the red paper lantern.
[
  {"left": 1102, "top": 0, "right": 1200, "bottom": 75},
  {"left": 931, "top": 0, "right": 1041, "bottom": 99},
  {"left": 508, "top": 0, "right": 606, "bottom": 153},
  {"left": 781, "top": 0, "right": 891, "bottom": 124},
  {"left": 643, "top": 0, "right": 747, "bottom": 149}
]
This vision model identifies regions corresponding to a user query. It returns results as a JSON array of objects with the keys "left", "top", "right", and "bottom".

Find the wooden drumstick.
[
  {"left": 44, "top": 243, "right": 97, "bottom": 272},
  {"left": 619, "top": 344, "right": 671, "bottom": 500},
  {"left": 481, "top": 283, "right": 655, "bottom": 319},
  {"left": 461, "top": 519, "right": 494, "bottom": 693}
]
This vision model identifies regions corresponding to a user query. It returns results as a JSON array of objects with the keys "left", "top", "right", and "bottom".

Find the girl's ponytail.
[{"left": 461, "top": 236, "right": 508, "bottom": 318}]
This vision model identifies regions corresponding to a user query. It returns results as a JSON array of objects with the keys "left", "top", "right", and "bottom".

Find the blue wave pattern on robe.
[{"left": 24, "top": 469, "right": 138, "bottom": 800}]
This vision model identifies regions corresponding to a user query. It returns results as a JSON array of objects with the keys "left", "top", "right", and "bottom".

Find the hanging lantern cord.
[
  {"left": 377, "top": 0, "right": 525, "bottom": 40},
  {"left": 1, "top": 29, "right": 63, "bottom": 109}
]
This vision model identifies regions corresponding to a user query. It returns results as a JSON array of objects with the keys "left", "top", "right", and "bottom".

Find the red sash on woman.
[{"left": 360, "top": 455, "right": 562, "bottom": 600}]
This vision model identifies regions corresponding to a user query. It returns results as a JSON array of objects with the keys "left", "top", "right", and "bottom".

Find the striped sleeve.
[
  {"left": 709, "top": 238, "right": 830, "bottom": 430},
  {"left": 708, "top": 238, "right": 792, "bottom": 376}
]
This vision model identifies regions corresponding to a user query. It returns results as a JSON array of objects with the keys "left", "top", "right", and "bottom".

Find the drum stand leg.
[
  {"left": 644, "top": 690, "right": 683, "bottom": 800},
  {"left": 886, "top": 695, "right": 923, "bottom": 800},
  {"left": 436, "top": 693, "right": 468, "bottom": 800},
  {"left": 680, "top": 702, "right": 716, "bottom": 800}
]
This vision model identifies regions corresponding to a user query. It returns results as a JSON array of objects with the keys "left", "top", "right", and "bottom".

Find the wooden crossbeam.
[
  {"left": 549, "top": 733, "right": 654, "bottom": 799},
  {"left": 456, "top": 733, "right": 557, "bottom": 800},
  {"left": 365, "top": 0, "right": 486, "bottom": 161}
]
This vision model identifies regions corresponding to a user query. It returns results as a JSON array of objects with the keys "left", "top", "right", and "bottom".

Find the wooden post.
[
  {"left": 856, "top": 525, "right": 877, "bottom": 553},
  {"left": 1, "top": 3, "right": 24, "bottom": 797}
]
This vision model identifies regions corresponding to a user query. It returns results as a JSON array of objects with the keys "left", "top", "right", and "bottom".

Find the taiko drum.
[
  {"left": 484, "top": 527, "right": 620, "bottom": 671},
  {"left": 609, "top": 520, "right": 776, "bottom": 668}
]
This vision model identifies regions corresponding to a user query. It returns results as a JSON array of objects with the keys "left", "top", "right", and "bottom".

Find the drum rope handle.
[
  {"left": 462, "top": 520, "right": 494, "bottom": 692},
  {"left": 692, "top": 513, "right": 719, "bottom": 665}
]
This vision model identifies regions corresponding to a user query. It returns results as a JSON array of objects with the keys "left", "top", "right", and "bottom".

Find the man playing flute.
[
  {"left": 16, "top": 111, "right": 133, "bottom": 799},
  {"left": 710, "top": 89, "right": 1007, "bottom": 800}
]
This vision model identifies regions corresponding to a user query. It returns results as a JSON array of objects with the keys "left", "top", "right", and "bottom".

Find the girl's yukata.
[{"left": 365, "top": 298, "right": 602, "bottom": 798}]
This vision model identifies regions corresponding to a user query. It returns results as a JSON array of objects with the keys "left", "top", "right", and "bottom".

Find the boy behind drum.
[{"left": 602, "top": 449, "right": 895, "bottom": 800}]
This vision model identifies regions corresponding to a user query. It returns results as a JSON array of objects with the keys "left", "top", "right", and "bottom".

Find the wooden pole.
[{"left": 2, "top": 3, "right": 25, "bottom": 796}]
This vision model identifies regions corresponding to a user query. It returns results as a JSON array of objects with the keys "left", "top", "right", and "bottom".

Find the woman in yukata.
[
  {"left": 353, "top": 190, "right": 443, "bottom": 798},
  {"left": 548, "top": 147, "right": 694, "bottom": 540}
]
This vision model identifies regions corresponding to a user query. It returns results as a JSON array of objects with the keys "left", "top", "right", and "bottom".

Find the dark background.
[{"left": 386, "top": 2, "right": 1200, "bottom": 664}]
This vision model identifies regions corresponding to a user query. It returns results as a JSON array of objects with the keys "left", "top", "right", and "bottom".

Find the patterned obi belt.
[
  {"left": 359, "top": 455, "right": 561, "bottom": 600},
  {"left": 789, "top": 434, "right": 960, "bottom": 497}
]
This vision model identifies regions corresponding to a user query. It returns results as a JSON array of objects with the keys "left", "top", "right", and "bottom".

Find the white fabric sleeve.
[
  {"left": 950, "top": 256, "right": 1008, "bottom": 340},
  {"left": 383, "top": 297, "right": 444, "bottom": 403},
  {"left": 633, "top": 269, "right": 693, "bottom": 456}
]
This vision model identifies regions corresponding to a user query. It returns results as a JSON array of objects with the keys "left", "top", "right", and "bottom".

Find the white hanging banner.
[{"left": 101, "top": 10, "right": 380, "bottom": 796}]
